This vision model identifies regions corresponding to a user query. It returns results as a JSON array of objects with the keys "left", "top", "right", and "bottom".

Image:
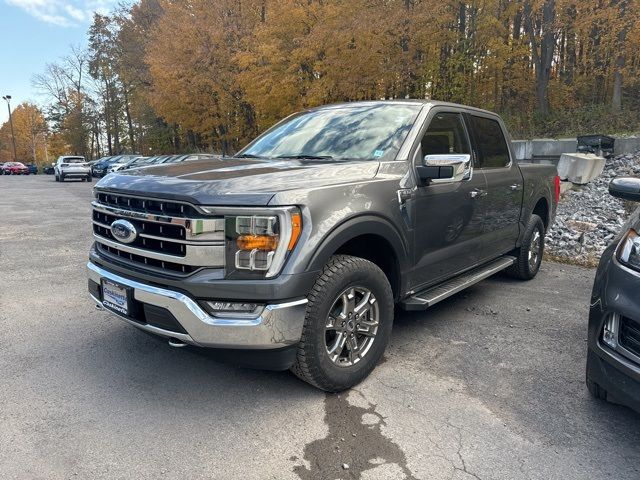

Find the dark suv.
[
  {"left": 88, "top": 100, "right": 558, "bottom": 391},
  {"left": 587, "top": 177, "right": 640, "bottom": 412}
]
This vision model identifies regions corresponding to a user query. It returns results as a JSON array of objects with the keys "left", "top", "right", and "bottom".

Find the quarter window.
[{"left": 468, "top": 115, "right": 510, "bottom": 168}]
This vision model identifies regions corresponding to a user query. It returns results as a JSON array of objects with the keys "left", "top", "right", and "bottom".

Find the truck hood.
[{"left": 95, "top": 157, "right": 380, "bottom": 206}]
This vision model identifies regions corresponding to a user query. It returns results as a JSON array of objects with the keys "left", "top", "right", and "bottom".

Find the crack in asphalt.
[{"left": 294, "top": 390, "right": 417, "bottom": 480}]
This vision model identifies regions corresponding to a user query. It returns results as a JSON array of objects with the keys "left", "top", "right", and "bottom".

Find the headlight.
[
  {"left": 199, "top": 206, "right": 302, "bottom": 279},
  {"left": 617, "top": 229, "right": 640, "bottom": 271}
]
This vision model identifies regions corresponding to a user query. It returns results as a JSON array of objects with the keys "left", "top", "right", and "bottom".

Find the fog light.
[
  {"left": 202, "top": 301, "right": 263, "bottom": 317},
  {"left": 602, "top": 313, "right": 619, "bottom": 349}
]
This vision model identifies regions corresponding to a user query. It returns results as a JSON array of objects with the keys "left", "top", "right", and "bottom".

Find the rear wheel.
[
  {"left": 506, "top": 214, "right": 545, "bottom": 280},
  {"left": 291, "top": 255, "right": 394, "bottom": 392},
  {"left": 59, "top": 174, "right": 65, "bottom": 182}
]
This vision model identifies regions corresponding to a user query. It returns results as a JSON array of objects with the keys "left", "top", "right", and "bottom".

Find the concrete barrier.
[
  {"left": 614, "top": 137, "right": 640, "bottom": 155},
  {"left": 531, "top": 138, "right": 577, "bottom": 158},
  {"left": 512, "top": 136, "right": 640, "bottom": 161},
  {"left": 557, "top": 153, "right": 605, "bottom": 185}
]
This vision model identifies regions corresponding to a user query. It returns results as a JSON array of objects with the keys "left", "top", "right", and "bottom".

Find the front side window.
[
  {"left": 468, "top": 115, "right": 510, "bottom": 168},
  {"left": 240, "top": 103, "right": 421, "bottom": 161},
  {"left": 420, "top": 112, "right": 471, "bottom": 157}
]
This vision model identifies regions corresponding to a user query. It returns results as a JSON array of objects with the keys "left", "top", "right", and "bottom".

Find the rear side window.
[{"left": 468, "top": 115, "right": 510, "bottom": 168}]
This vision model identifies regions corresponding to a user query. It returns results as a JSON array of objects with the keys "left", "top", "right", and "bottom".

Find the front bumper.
[
  {"left": 87, "top": 261, "right": 308, "bottom": 349},
  {"left": 587, "top": 253, "right": 640, "bottom": 412}
]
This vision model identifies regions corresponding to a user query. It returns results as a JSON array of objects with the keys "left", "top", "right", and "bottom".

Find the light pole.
[{"left": 2, "top": 95, "right": 17, "bottom": 161}]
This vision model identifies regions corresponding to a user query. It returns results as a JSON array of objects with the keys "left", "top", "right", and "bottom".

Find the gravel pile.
[{"left": 546, "top": 151, "right": 640, "bottom": 265}]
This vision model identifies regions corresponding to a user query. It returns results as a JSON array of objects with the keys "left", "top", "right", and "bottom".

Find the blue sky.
[{"left": 0, "top": 0, "right": 118, "bottom": 123}]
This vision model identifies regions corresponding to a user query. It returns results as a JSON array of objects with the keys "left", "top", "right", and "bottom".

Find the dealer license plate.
[{"left": 101, "top": 280, "right": 130, "bottom": 316}]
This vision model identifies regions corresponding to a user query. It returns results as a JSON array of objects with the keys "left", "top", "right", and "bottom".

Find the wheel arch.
[
  {"left": 306, "top": 215, "right": 409, "bottom": 300},
  {"left": 532, "top": 196, "right": 550, "bottom": 231}
]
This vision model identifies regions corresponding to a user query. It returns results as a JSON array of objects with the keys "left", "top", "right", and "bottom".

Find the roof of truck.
[{"left": 308, "top": 99, "right": 498, "bottom": 116}]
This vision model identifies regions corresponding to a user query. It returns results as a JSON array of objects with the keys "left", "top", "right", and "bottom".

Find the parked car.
[
  {"left": 107, "top": 155, "right": 144, "bottom": 174},
  {"left": 25, "top": 163, "right": 38, "bottom": 174},
  {"left": 2, "top": 162, "right": 29, "bottom": 175},
  {"left": 91, "top": 156, "right": 120, "bottom": 177},
  {"left": 586, "top": 176, "right": 640, "bottom": 413},
  {"left": 43, "top": 164, "right": 55, "bottom": 175},
  {"left": 120, "top": 155, "right": 171, "bottom": 170},
  {"left": 88, "top": 100, "right": 559, "bottom": 391},
  {"left": 54, "top": 156, "right": 92, "bottom": 182},
  {"left": 160, "top": 153, "right": 221, "bottom": 165}
]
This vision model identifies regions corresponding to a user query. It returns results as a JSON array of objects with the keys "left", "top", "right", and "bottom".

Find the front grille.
[
  {"left": 619, "top": 316, "right": 640, "bottom": 358},
  {"left": 96, "top": 192, "right": 200, "bottom": 217},
  {"left": 92, "top": 192, "right": 224, "bottom": 275},
  {"left": 93, "top": 210, "right": 186, "bottom": 241},
  {"left": 97, "top": 244, "right": 198, "bottom": 274}
]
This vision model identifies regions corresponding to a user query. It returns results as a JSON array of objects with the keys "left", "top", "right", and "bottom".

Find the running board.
[{"left": 401, "top": 256, "right": 516, "bottom": 311}]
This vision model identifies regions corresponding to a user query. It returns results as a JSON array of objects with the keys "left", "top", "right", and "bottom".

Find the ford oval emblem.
[{"left": 110, "top": 219, "right": 138, "bottom": 244}]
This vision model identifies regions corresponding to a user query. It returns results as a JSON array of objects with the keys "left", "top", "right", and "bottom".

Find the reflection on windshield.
[{"left": 241, "top": 103, "right": 421, "bottom": 161}]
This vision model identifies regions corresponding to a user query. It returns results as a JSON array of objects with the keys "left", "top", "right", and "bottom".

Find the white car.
[
  {"left": 107, "top": 155, "right": 143, "bottom": 174},
  {"left": 54, "top": 156, "right": 92, "bottom": 182}
]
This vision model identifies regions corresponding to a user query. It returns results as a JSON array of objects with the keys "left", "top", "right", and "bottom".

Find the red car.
[{"left": 1, "top": 162, "right": 30, "bottom": 175}]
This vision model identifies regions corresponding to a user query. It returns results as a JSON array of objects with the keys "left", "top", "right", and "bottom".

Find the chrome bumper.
[{"left": 87, "top": 262, "right": 308, "bottom": 349}]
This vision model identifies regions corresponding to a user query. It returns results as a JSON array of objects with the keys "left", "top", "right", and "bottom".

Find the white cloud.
[{"left": 5, "top": 0, "right": 118, "bottom": 27}]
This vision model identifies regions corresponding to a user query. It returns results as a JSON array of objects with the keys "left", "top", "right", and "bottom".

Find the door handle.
[{"left": 510, "top": 184, "right": 521, "bottom": 191}]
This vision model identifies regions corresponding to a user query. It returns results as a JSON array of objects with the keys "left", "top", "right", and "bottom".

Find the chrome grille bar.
[
  {"left": 93, "top": 234, "right": 224, "bottom": 267},
  {"left": 92, "top": 201, "right": 225, "bottom": 242}
]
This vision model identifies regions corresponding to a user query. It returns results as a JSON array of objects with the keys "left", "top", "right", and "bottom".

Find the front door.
[{"left": 411, "top": 111, "right": 487, "bottom": 289}]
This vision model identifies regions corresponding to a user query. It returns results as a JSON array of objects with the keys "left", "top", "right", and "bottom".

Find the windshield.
[{"left": 240, "top": 103, "right": 421, "bottom": 161}]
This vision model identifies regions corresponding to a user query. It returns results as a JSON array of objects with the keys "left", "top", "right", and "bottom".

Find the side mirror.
[
  {"left": 417, "top": 154, "right": 471, "bottom": 184},
  {"left": 610, "top": 177, "right": 640, "bottom": 202}
]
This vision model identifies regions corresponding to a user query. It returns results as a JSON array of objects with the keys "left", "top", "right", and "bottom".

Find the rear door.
[
  {"left": 466, "top": 113, "right": 522, "bottom": 260},
  {"left": 411, "top": 110, "right": 487, "bottom": 288}
]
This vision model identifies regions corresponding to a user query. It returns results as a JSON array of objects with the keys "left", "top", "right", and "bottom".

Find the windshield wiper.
[{"left": 274, "top": 155, "right": 334, "bottom": 160}]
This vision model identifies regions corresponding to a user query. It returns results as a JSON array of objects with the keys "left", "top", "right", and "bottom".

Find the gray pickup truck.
[{"left": 88, "top": 100, "right": 558, "bottom": 391}]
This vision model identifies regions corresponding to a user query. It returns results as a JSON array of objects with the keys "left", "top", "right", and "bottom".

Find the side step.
[{"left": 401, "top": 256, "right": 516, "bottom": 311}]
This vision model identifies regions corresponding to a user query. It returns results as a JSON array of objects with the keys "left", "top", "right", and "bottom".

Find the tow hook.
[{"left": 168, "top": 338, "right": 188, "bottom": 348}]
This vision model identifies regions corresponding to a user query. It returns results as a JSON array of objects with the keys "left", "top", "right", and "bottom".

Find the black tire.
[
  {"left": 60, "top": 174, "right": 65, "bottom": 182},
  {"left": 291, "top": 255, "right": 394, "bottom": 392},
  {"left": 586, "top": 376, "right": 608, "bottom": 401},
  {"left": 87, "top": 175, "right": 92, "bottom": 182},
  {"left": 54, "top": 173, "right": 59, "bottom": 182},
  {"left": 506, "top": 214, "right": 545, "bottom": 280}
]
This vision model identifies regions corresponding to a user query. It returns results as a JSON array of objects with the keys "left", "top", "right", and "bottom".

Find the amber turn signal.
[
  {"left": 288, "top": 212, "right": 302, "bottom": 250},
  {"left": 237, "top": 234, "right": 280, "bottom": 251}
]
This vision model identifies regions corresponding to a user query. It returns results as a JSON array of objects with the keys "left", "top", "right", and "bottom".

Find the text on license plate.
[{"left": 102, "top": 281, "right": 129, "bottom": 316}]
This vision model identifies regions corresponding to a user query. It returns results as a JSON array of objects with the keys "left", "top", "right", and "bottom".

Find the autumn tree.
[{"left": 0, "top": 102, "right": 48, "bottom": 163}]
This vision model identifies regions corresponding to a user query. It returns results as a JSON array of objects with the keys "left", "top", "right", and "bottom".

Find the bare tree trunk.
[
  {"left": 523, "top": 0, "right": 556, "bottom": 116},
  {"left": 612, "top": 1, "right": 627, "bottom": 113},
  {"left": 123, "top": 88, "right": 136, "bottom": 151}
]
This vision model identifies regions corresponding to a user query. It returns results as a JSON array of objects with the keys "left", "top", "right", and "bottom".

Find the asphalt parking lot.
[{"left": 1, "top": 174, "right": 639, "bottom": 480}]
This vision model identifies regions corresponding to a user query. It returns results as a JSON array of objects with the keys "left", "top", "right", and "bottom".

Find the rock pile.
[{"left": 546, "top": 151, "right": 640, "bottom": 265}]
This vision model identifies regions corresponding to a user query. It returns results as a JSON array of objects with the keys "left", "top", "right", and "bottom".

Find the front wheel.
[
  {"left": 506, "top": 214, "right": 545, "bottom": 280},
  {"left": 291, "top": 255, "right": 394, "bottom": 392}
]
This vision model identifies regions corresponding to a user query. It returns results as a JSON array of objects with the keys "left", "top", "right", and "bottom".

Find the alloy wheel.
[
  {"left": 325, "top": 286, "right": 379, "bottom": 367},
  {"left": 528, "top": 229, "right": 542, "bottom": 270}
]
